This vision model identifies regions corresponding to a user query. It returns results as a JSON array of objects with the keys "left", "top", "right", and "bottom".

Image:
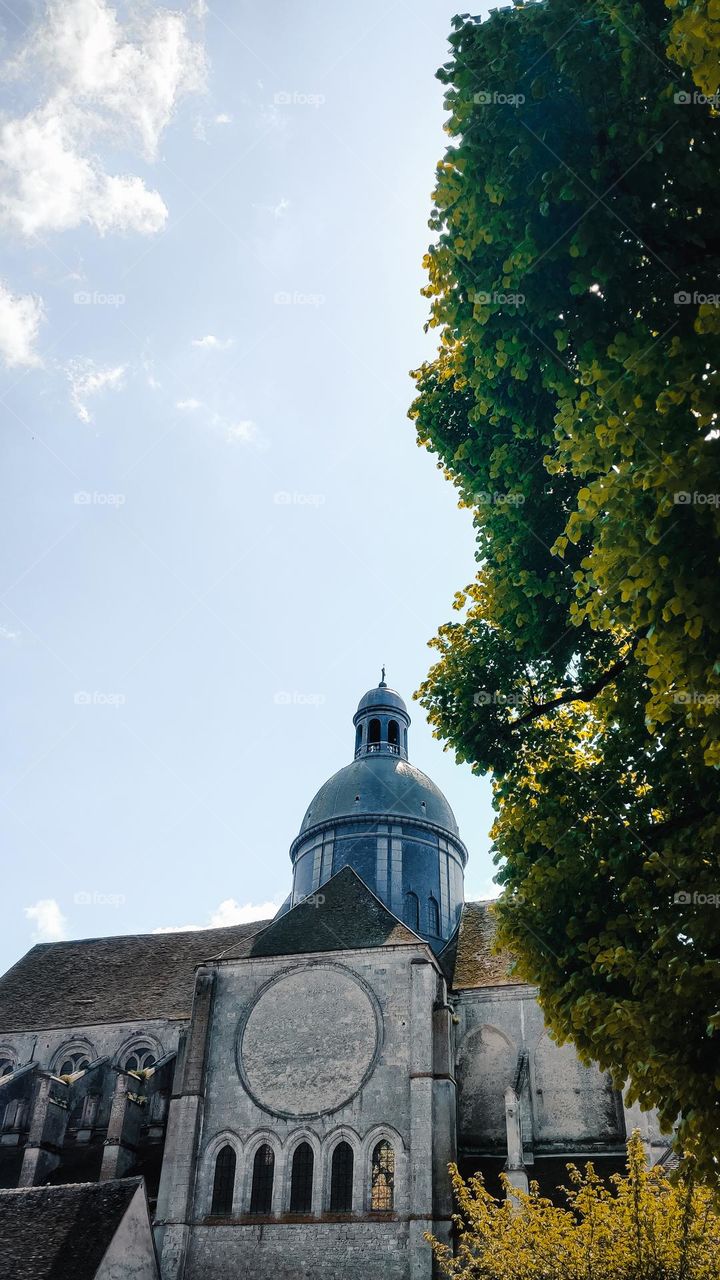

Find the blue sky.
[{"left": 0, "top": 0, "right": 496, "bottom": 971}]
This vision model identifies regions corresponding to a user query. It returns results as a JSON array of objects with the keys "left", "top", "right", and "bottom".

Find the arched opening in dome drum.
[
  {"left": 388, "top": 719, "right": 399, "bottom": 753},
  {"left": 405, "top": 891, "right": 420, "bottom": 932},
  {"left": 368, "top": 718, "right": 381, "bottom": 749},
  {"left": 355, "top": 723, "right": 363, "bottom": 753}
]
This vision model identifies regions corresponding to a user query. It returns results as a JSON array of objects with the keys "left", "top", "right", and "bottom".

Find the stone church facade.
[{"left": 0, "top": 680, "right": 668, "bottom": 1278}]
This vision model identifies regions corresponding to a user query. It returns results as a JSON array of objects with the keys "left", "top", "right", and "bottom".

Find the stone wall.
[
  {"left": 186, "top": 1221, "right": 409, "bottom": 1280},
  {"left": 454, "top": 982, "right": 666, "bottom": 1163},
  {"left": 168, "top": 946, "right": 451, "bottom": 1280}
]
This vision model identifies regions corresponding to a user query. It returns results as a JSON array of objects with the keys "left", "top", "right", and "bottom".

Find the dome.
[
  {"left": 354, "top": 685, "right": 409, "bottom": 719},
  {"left": 298, "top": 753, "right": 460, "bottom": 839}
]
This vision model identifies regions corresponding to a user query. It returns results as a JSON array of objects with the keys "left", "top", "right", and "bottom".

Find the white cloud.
[
  {"left": 226, "top": 419, "right": 258, "bottom": 445},
  {"left": 176, "top": 397, "right": 201, "bottom": 410},
  {"left": 0, "top": 281, "right": 44, "bottom": 367},
  {"left": 0, "top": 0, "right": 206, "bottom": 239},
  {"left": 153, "top": 899, "right": 277, "bottom": 933},
  {"left": 214, "top": 113, "right": 232, "bottom": 125},
  {"left": 25, "top": 898, "right": 67, "bottom": 942},
  {"left": 67, "top": 358, "right": 126, "bottom": 422},
  {"left": 0, "top": 624, "right": 20, "bottom": 641},
  {"left": 191, "top": 334, "right": 233, "bottom": 350}
]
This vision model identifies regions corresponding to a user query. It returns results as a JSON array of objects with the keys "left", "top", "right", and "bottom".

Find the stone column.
[
  {"left": 18, "top": 1075, "right": 69, "bottom": 1186},
  {"left": 155, "top": 966, "right": 216, "bottom": 1280},
  {"left": 622, "top": 1090, "right": 652, "bottom": 1161},
  {"left": 409, "top": 958, "right": 435, "bottom": 1280},
  {"left": 504, "top": 1086, "right": 528, "bottom": 1197},
  {"left": 100, "top": 1070, "right": 146, "bottom": 1180}
]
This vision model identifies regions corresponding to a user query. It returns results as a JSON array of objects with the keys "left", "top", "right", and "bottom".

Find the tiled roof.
[
  {"left": 0, "top": 921, "right": 270, "bottom": 1032},
  {"left": 219, "top": 866, "right": 420, "bottom": 960},
  {"left": 450, "top": 899, "right": 521, "bottom": 989},
  {"left": 0, "top": 887, "right": 520, "bottom": 1038},
  {"left": 0, "top": 1179, "right": 141, "bottom": 1279}
]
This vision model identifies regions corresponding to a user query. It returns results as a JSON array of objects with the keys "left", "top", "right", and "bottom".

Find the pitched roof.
[
  {"left": 219, "top": 866, "right": 421, "bottom": 960},
  {"left": 0, "top": 1179, "right": 141, "bottom": 1280},
  {"left": 450, "top": 899, "right": 521, "bottom": 989},
  {"left": 0, "top": 921, "right": 270, "bottom": 1032}
]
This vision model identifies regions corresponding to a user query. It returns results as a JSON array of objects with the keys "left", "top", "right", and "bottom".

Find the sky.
[{"left": 0, "top": 0, "right": 498, "bottom": 972}]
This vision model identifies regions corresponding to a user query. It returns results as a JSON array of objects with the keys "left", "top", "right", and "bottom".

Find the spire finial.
[{"left": 379, "top": 665, "right": 387, "bottom": 688}]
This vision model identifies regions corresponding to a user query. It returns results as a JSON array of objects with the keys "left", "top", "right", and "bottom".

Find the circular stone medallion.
[{"left": 238, "top": 965, "right": 380, "bottom": 1118}]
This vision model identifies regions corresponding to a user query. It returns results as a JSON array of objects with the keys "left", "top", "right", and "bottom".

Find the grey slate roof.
[
  {"left": 0, "top": 889, "right": 519, "bottom": 1038},
  {"left": 0, "top": 921, "right": 269, "bottom": 1032},
  {"left": 219, "top": 866, "right": 421, "bottom": 960},
  {"left": 0, "top": 1178, "right": 141, "bottom": 1279},
  {"left": 298, "top": 754, "right": 461, "bottom": 837}
]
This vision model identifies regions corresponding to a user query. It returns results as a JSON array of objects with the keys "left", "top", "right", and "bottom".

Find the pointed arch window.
[
  {"left": 56, "top": 1050, "right": 90, "bottom": 1077},
  {"left": 250, "top": 1144, "right": 274, "bottom": 1214},
  {"left": 330, "top": 1141, "right": 354, "bottom": 1213},
  {"left": 370, "top": 1140, "right": 395, "bottom": 1211},
  {"left": 428, "top": 895, "right": 440, "bottom": 936},
  {"left": 405, "top": 891, "right": 420, "bottom": 932},
  {"left": 290, "top": 1141, "right": 314, "bottom": 1213},
  {"left": 211, "top": 1144, "right": 236, "bottom": 1215}
]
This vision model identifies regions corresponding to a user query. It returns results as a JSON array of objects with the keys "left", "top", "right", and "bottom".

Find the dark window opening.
[
  {"left": 428, "top": 896, "right": 440, "bottom": 936},
  {"left": 57, "top": 1052, "right": 90, "bottom": 1077},
  {"left": 388, "top": 719, "right": 399, "bottom": 746},
  {"left": 370, "top": 1140, "right": 395, "bottom": 1211},
  {"left": 250, "top": 1144, "right": 274, "bottom": 1214},
  {"left": 290, "top": 1141, "right": 314, "bottom": 1213},
  {"left": 355, "top": 724, "right": 362, "bottom": 753},
  {"left": 330, "top": 1141, "right": 354, "bottom": 1213},
  {"left": 211, "top": 1144, "right": 236, "bottom": 1215},
  {"left": 368, "top": 718, "right": 381, "bottom": 744},
  {"left": 405, "top": 891, "right": 420, "bottom": 932}
]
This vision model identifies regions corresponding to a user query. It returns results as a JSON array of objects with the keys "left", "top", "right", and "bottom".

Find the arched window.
[
  {"left": 428, "top": 896, "right": 440, "bottom": 936},
  {"left": 388, "top": 719, "right": 399, "bottom": 749},
  {"left": 289, "top": 1142, "right": 314, "bottom": 1213},
  {"left": 123, "top": 1048, "right": 156, "bottom": 1074},
  {"left": 355, "top": 724, "right": 363, "bottom": 753},
  {"left": 405, "top": 891, "right": 420, "bottom": 932},
  {"left": 250, "top": 1144, "right": 274, "bottom": 1214},
  {"left": 211, "top": 1145, "right": 236, "bottom": 1215},
  {"left": 57, "top": 1051, "right": 90, "bottom": 1077},
  {"left": 370, "top": 1140, "right": 395, "bottom": 1211},
  {"left": 330, "top": 1141, "right": 354, "bottom": 1213},
  {"left": 368, "top": 718, "right": 381, "bottom": 746},
  {"left": 0, "top": 1059, "right": 14, "bottom": 1079}
]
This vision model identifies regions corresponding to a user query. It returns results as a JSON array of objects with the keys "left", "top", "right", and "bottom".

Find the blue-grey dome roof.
[
  {"left": 298, "top": 754, "right": 460, "bottom": 838},
  {"left": 354, "top": 685, "right": 409, "bottom": 719}
]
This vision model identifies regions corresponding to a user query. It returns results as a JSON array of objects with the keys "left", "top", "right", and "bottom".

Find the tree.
[
  {"left": 427, "top": 1133, "right": 720, "bottom": 1280},
  {"left": 410, "top": 0, "right": 720, "bottom": 1175}
]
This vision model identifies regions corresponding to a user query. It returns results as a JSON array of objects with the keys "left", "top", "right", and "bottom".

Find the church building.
[{"left": 0, "top": 678, "right": 668, "bottom": 1278}]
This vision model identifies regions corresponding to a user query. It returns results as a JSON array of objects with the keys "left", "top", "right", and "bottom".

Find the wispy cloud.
[
  {"left": 226, "top": 420, "right": 259, "bottom": 445},
  {"left": 153, "top": 898, "right": 277, "bottom": 933},
  {"left": 67, "top": 358, "right": 126, "bottom": 422},
  {"left": 176, "top": 397, "right": 202, "bottom": 410},
  {"left": 0, "top": 281, "right": 44, "bottom": 367},
  {"left": 0, "top": 0, "right": 206, "bottom": 239},
  {"left": 25, "top": 898, "right": 67, "bottom": 942}
]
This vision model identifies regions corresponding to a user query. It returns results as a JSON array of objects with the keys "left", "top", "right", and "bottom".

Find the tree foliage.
[
  {"left": 410, "top": 0, "right": 720, "bottom": 1174},
  {"left": 427, "top": 1133, "right": 720, "bottom": 1280}
]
